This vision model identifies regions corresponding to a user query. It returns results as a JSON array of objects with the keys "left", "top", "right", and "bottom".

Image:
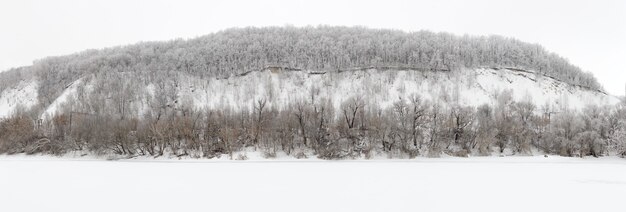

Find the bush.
[
  {"left": 0, "top": 116, "right": 36, "bottom": 154},
  {"left": 235, "top": 153, "right": 248, "bottom": 160}
]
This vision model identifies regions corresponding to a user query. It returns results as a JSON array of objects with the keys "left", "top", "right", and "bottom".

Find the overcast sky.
[{"left": 1, "top": 0, "right": 624, "bottom": 95}]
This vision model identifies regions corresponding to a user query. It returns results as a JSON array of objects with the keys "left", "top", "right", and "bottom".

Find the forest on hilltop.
[{"left": 1, "top": 26, "right": 601, "bottom": 107}]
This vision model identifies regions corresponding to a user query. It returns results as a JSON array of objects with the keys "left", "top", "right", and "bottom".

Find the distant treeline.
[
  {"left": 1, "top": 26, "right": 601, "bottom": 108},
  {"left": 1, "top": 92, "right": 625, "bottom": 159}
]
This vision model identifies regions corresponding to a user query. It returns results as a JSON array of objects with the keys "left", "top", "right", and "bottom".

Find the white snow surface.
[
  {"left": 0, "top": 155, "right": 624, "bottom": 212},
  {"left": 0, "top": 80, "right": 38, "bottom": 118}
]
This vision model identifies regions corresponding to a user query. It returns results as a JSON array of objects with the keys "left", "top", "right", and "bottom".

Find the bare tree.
[
  {"left": 409, "top": 96, "right": 428, "bottom": 148},
  {"left": 294, "top": 101, "right": 309, "bottom": 147},
  {"left": 342, "top": 96, "right": 365, "bottom": 129},
  {"left": 427, "top": 102, "right": 443, "bottom": 155},
  {"left": 511, "top": 101, "right": 536, "bottom": 154},
  {"left": 474, "top": 104, "right": 497, "bottom": 155},
  {"left": 449, "top": 105, "right": 474, "bottom": 150},
  {"left": 253, "top": 98, "right": 267, "bottom": 146}
]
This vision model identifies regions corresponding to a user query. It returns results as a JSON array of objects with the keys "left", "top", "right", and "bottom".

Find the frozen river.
[{"left": 1, "top": 156, "right": 625, "bottom": 212}]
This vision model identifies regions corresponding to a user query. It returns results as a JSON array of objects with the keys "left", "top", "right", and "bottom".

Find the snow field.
[{"left": 1, "top": 156, "right": 625, "bottom": 212}]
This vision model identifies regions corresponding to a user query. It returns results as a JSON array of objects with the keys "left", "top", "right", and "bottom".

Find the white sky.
[{"left": 1, "top": 0, "right": 625, "bottom": 95}]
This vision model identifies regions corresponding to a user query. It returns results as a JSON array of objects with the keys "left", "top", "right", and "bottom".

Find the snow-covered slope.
[
  {"left": 173, "top": 67, "right": 619, "bottom": 113},
  {"left": 0, "top": 81, "right": 38, "bottom": 118},
  {"left": 1, "top": 68, "right": 619, "bottom": 119},
  {"left": 40, "top": 78, "right": 84, "bottom": 119}
]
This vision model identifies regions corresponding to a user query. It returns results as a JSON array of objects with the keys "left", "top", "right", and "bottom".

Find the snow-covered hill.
[{"left": 0, "top": 67, "right": 620, "bottom": 119}]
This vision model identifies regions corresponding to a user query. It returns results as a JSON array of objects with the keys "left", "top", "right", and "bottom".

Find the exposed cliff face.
[{"left": 1, "top": 67, "right": 615, "bottom": 120}]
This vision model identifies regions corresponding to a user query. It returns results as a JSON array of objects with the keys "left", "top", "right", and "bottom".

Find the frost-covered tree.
[{"left": 0, "top": 26, "right": 604, "bottom": 110}]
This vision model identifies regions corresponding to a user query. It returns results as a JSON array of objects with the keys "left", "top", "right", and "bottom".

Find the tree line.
[{"left": 1, "top": 91, "right": 625, "bottom": 159}]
